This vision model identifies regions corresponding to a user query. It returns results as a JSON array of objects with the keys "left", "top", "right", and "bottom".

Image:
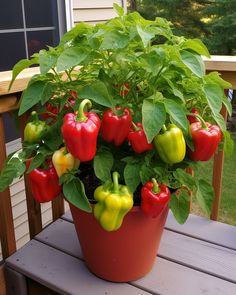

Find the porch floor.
[{"left": 5, "top": 211, "right": 236, "bottom": 295}]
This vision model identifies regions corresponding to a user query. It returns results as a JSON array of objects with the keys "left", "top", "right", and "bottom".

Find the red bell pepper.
[
  {"left": 128, "top": 122, "right": 153, "bottom": 153},
  {"left": 61, "top": 99, "right": 101, "bottom": 162},
  {"left": 188, "top": 121, "right": 222, "bottom": 161},
  {"left": 27, "top": 160, "right": 61, "bottom": 203},
  {"left": 187, "top": 108, "right": 199, "bottom": 124},
  {"left": 141, "top": 178, "right": 170, "bottom": 218},
  {"left": 101, "top": 106, "right": 132, "bottom": 146}
]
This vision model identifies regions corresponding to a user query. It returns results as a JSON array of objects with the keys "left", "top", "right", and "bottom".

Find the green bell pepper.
[
  {"left": 24, "top": 111, "right": 47, "bottom": 143},
  {"left": 154, "top": 124, "right": 186, "bottom": 164},
  {"left": 94, "top": 172, "right": 133, "bottom": 231}
]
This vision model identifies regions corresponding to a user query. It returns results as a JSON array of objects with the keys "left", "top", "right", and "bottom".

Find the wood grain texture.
[
  {"left": 0, "top": 95, "right": 19, "bottom": 114},
  {"left": 0, "top": 264, "right": 6, "bottom": 295},
  {"left": 6, "top": 240, "right": 150, "bottom": 295},
  {"left": 159, "top": 230, "right": 236, "bottom": 283},
  {"left": 166, "top": 211, "right": 236, "bottom": 250},
  {"left": 52, "top": 194, "right": 65, "bottom": 221}
]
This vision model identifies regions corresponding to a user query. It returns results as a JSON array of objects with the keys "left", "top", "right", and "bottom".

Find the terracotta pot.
[{"left": 70, "top": 202, "right": 169, "bottom": 282}]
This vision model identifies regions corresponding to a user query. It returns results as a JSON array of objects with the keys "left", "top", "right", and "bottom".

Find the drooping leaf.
[
  {"left": 41, "top": 120, "right": 63, "bottom": 151},
  {"left": 181, "top": 39, "right": 210, "bottom": 57},
  {"left": 142, "top": 98, "right": 166, "bottom": 143},
  {"left": 195, "top": 179, "right": 214, "bottom": 216},
  {"left": 19, "top": 80, "right": 47, "bottom": 115},
  {"left": 164, "top": 99, "right": 188, "bottom": 132},
  {"left": 169, "top": 189, "right": 190, "bottom": 224},
  {"left": 204, "top": 72, "right": 232, "bottom": 89},
  {"left": 79, "top": 80, "right": 114, "bottom": 108},
  {"left": 63, "top": 178, "right": 92, "bottom": 212},
  {"left": 9, "top": 58, "right": 38, "bottom": 90},
  {"left": 0, "top": 158, "right": 26, "bottom": 192},
  {"left": 124, "top": 162, "right": 142, "bottom": 193},
  {"left": 93, "top": 148, "right": 114, "bottom": 182},
  {"left": 140, "top": 164, "right": 155, "bottom": 184},
  {"left": 180, "top": 50, "right": 205, "bottom": 77},
  {"left": 41, "top": 82, "right": 58, "bottom": 105},
  {"left": 204, "top": 84, "right": 224, "bottom": 116},
  {"left": 222, "top": 130, "right": 234, "bottom": 157},
  {"left": 39, "top": 50, "right": 58, "bottom": 74},
  {"left": 222, "top": 95, "right": 232, "bottom": 117},
  {"left": 173, "top": 168, "right": 196, "bottom": 190}
]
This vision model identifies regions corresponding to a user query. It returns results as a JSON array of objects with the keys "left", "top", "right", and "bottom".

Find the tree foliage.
[{"left": 131, "top": 0, "right": 236, "bottom": 55}]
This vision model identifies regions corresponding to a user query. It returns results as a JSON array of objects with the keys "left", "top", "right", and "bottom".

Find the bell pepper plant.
[{"left": 0, "top": 5, "right": 233, "bottom": 226}]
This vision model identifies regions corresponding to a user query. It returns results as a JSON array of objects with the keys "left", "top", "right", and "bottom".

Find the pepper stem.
[
  {"left": 112, "top": 171, "right": 120, "bottom": 194},
  {"left": 151, "top": 178, "right": 160, "bottom": 194},
  {"left": 187, "top": 113, "right": 209, "bottom": 130},
  {"left": 75, "top": 99, "right": 92, "bottom": 122},
  {"left": 131, "top": 122, "right": 141, "bottom": 131},
  {"left": 162, "top": 124, "right": 167, "bottom": 133},
  {"left": 31, "top": 111, "right": 40, "bottom": 123}
]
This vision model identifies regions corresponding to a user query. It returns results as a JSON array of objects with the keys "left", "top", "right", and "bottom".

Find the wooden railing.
[{"left": 0, "top": 56, "right": 236, "bottom": 260}]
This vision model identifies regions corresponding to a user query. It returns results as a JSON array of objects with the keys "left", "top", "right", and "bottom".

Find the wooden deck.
[{"left": 5, "top": 211, "right": 236, "bottom": 295}]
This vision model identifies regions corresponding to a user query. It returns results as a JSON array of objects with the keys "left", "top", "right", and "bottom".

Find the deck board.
[{"left": 5, "top": 212, "right": 236, "bottom": 295}]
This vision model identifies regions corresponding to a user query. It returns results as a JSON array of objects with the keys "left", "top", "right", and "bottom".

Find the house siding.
[{"left": 73, "top": 0, "right": 127, "bottom": 24}]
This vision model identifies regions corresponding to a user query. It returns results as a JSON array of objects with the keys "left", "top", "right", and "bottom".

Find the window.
[
  {"left": 0, "top": 0, "right": 66, "bottom": 71},
  {"left": 0, "top": 0, "right": 67, "bottom": 142}
]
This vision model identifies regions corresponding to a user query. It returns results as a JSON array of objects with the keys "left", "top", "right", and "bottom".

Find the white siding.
[{"left": 73, "top": 0, "right": 127, "bottom": 25}]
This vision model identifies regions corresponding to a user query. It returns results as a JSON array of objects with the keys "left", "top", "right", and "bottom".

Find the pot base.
[{"left": 70, "top": 204, "right": 168, "bottom": 282}]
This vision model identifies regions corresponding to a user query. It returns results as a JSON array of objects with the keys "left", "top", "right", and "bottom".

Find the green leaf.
[
  {"left": 180, "top": 50, "right": 205, "bottom": 77},
  {"left": 204, "top": 84, "right": 224, "bottom": 116},
  {"left": 222, "top": 130, "right": 234, "bottom": 157},
  {"left": 181, "top": 39, "right": 210, "bottom": 57},
  {"left": 173, "top": 168, "right": 196, "bottom": 190},
  {"left": 0, "top": 158, "right": 26, "bottom": 192},
  {"left": 204, "top": 72, "right": 232, "bottom": 89},
  {"left": 41, "top": 120, "right": 63, "bottom": 151},
  {"left": 164, "top": 99, "right": 188, "bottom": 132},
  {"left": 113, "top": 3, "right": 124, "bottom": 16},
  {"left": 41, "top": 82, "right": 57, "bottom": 105},
  {"left": 93, "top": 149, "right": 114, "bottom": 182},
  {"left": 39, "top": 50, "right": 58, "bottom": 74},
  {"left": 79, "top": 80, "right": 114, "bottom": 108},
  {"left": 142, "top": 98, "right": 166, "bottom": 143},
  {"left": 56, "top": 47, "right": 88, "bottom": 71},
  {"left": 63, "top": 178, "right": 92, "bottom": 212},
  {"left": 195, "top": 179, "right": 214, "bottom": 216},
  {"left": 136, "top": 25, "right": 155, "bottom": 48},
  {"left": 26, "top": 151, "right": 50, "bottom": 173},
  {"left": 100, "top": 31, "right": 129, "bottom": 50},
  {"left": 214, "top": 113, "right": 226, "bottom": 131},
  {"left": 19, "top": 80, "right": 47, "bottom": 115},
  {"left": 124, "top": 162, "right": 142, "bottom": 193},
  {"left": 60, "top": 22, "right": 93, "bottom": 44},
  {"left": 140, "top": 164, "right": 155, "bottom": 184},
  {"left": 222, "top": 95, "right": 232, "bottom": 117},
  {"left": 9, "top": 58, "right": 38, "bottom": 90},
  {"left": 169, "top": 189, "right": 190, "bottom": 224}
]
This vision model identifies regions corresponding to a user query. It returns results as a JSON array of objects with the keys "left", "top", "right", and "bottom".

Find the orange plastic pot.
[{"left": 69, "top": 202, "right": 169, "bottom": 282}]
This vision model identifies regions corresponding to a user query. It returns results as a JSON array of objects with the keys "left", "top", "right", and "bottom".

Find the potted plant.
[{"left": 0, "top": 4, "right": 233, "bottom": 282}]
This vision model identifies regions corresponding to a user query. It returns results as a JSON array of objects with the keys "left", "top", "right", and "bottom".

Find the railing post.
[
  {"left": 52, "top": 194, "right": 65, "bottom": 221},
  {"left": 19, "top": 113, "right": 42, "bottom": 238},
  {"left": 0, "top": 115, "right": 16, "bottom": 259},
  {"left": 211, "top": 104, "right": 228, "bottom": 221}
]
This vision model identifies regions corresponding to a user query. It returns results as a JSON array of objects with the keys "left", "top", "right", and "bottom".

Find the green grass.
[{"left": 191, "top": 133, "right": 236, "bottom": 225}]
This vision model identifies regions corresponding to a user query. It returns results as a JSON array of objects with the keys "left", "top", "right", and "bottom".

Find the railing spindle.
[
  {"left": 0, "top": 115, "right": 16, "bottom": 259},
  {"left": 211, "top": 104, "right": 228, "bottom": 220},
  {"left": 19, "top": 113, "right": 42, "bottom": 238}
]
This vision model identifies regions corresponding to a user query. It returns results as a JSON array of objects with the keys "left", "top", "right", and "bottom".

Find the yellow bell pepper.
[
  {"left": 52, "top": 147, "right": 80, "bottom": 177},
  {"left": 94, "top": 172, "right": 133, "bottom": 231}
]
